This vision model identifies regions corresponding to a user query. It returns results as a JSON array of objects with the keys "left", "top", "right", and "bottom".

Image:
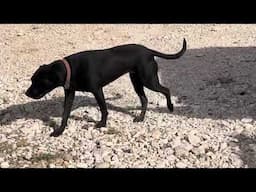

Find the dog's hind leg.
[
  {"left": 142, "top": 61, "right": 173, "bottom": 112},
  {"left": 50, "top": 89, "right": 75, "bottom": 137},
  {"left": 129, "top": 72, "right": 148, "bottom": 122},
  {"left": 92, "top": 88, "right": 108, "bottom": 128}
]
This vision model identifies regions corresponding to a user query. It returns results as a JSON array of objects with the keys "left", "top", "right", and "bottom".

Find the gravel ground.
[{"left": 0, "top": 24, "right": 256, "bottom": 168}]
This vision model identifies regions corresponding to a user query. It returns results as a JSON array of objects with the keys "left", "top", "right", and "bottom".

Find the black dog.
[{"left": 26, "top": 39, "right": 187, "bottom": 137}]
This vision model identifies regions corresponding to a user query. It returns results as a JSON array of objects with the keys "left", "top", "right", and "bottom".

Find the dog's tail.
[{"left": 149, "top": 38, "right": 187, "bottom": 59}]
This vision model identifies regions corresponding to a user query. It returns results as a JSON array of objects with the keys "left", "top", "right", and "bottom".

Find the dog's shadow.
[{"left": 0, "top": 93, "right": 171, "bottom": 127}]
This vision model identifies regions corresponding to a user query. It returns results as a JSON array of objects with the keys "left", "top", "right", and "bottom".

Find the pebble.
[
  {"left": 0, "top": 134, "right": 7, "bottom": 142},
  {"left": 95, "top": 162, "right": 110, "bottom": 168},
  {"left": 174, "top": 146, "right": 189, "bottom": 157},
  {"left": 241, "top": 118, "right": 253, "bottom": 123},
  {"left": 77, "top": 163, "right": 88, "bottom": 168},
  {"left": 24, "top": 152, "right": 32, "bottom": 160},
  {"left": 63, "top": 154, "right": 73, "bottom": 161},
  {"left": 16, "top": 32, "right": 24, "bottom": 36},
  {"left": 171, "top": 137, "right": 182, "bottom": 148},
  {"left": 188, "top": 134, "right": 201, "bottom": 146},
  {"left": 49, "top": 164, "right": 56, "bottom": 168},
  {"left": 1, "top": 162, "right": 9, "bottom": 168},
  {"left": 176, "top": 162, "right": 187, "bottom": 168},
  {"left": 152, "top": 129, "right": 161, "bottom": 139}
]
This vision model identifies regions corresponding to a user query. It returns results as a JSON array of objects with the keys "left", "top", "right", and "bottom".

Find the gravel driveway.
[{"left": 0, "top": 24, "right": 256, "bottom": 168}]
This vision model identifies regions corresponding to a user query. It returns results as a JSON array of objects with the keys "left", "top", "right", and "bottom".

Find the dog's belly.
[{"left": 100, "top": 70, "right": 131, "bottom": 87}]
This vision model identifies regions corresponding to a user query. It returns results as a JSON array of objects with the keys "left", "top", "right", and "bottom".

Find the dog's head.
[{"left": 25, "top": 61, "right": 63, "bottom": 99}]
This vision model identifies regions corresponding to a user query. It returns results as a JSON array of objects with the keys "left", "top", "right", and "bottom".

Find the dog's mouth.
[
  {"left": 26, "top": 92, "right": 45, "bottom": 99},
  {"left": 32, "top": 94, "right": 45, "bottom": 99},
  {"left": 26, "top": 88, "right": 53, "bottom": 100}
]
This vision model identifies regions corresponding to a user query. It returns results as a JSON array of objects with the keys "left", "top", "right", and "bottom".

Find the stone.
[
  {"left": 95, "top": 162, "right": 110, "bottom": 168},
  {"left": 17, "top": 32, "right": 24, "bottom": 36},
  {"left": 152, "top": 129, "right": 161, "bottom": 139},
  {"left": 171, "top": 137, "right": 182, "bottom": 148},
  {"left": 176, "top": 162, "right": 187, "bottom": 168},
  {"left": 49, "top": 164, "right": 56, "bottom": 168},
  {"left": 1, "top": 162, "right": 9, "bottom": 168},
  {"left": 24, "top": 152, "right": 32, "bottom": 160},
  {"left": 0, "top": 134, "right": 7, "bottom": 143},
  {"left": 188, "top": 134, "right": 201, "bottom": 146},
  {"left": 77, "top": 163, "right": 88, "bottom": 168},
  {"left": 63, "top": 154, "right": 73, "bottom": 161},
  {"left": 220, "top": 143, "right": 228, "bottom": 150},
  {"left": 174, "top": 146, "right": 189, "bottom": 157},
  {"left": 0, "top": 157, "right": 4, "bottom": 162},
  {"left": 241, "top": 118, "right": 253, "bottom": 123}
]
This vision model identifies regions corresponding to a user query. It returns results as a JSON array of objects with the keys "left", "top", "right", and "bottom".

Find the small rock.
[
  {"left": 152, "top": 129, "right": 161, "bottom": 139},
  {"left": 176, "top": 162, "right": 187, "bottom": 168},
  {"left": 1, "top": 162, "right": 9, "bottom": 168},
  {"left": 49, "top": 164, "right": 55, "bottom": 168},
  {"left": 17, "top": 32, "right": 24, "bottom": 36},
  {"left": 197, "top": 144, "right": 207, "bottom": 154},
  {"left": 63, "top": 154, "right": 73, "bottom": 161},
  {"left": 95, "top": 162, "right": 110, "bottom": 168},
  {"left": 155, "top": 162, "right": 166, "bottom": 168},
  {"left": 220, "top": 143, "right": 228, "bottom": 150},
  {"left": 232, "top": 127, "right": 244, "bottom": 135},
  {"left": 165, "top": 148, "right": 174, "bottom": 156},
  {"left": 21, "top": 126, "right": 32, "bottom": 135},
  {"left": 195, "top": 54, "right": 204, "bottom": 57},
  {"left": 32, "top": 26, "right": 40, "bottom": 30},
  {"left": 171, "top": 137, "right": 181, "bottom": 148},
  {"left": 0, "top": 157, "right": 4, "bottom": 162},
  {"left": 24, "top": 152, "right": 32, "bottom": 160},
  {"left": 71, "top": 151, "right": 77, "bottom": 157},
  {"left": 182, "top": 140, "right": 193, "bottom": 151},
  {"left": 174, "top": 146, "right": 189, "bottom": 157},
  {"left": 0, "top": 134, "right": 7, "bottom": 143},
  {"left": 167, "top": 155, "right": 176, "bottom": 162},
  {"left": 77, "top": 163, "right": 88, "bottom": 168},
  {"left": 248, "top": 144, "right": 256, "bottom": 151},
  {"left": 188, "top": 134, "right": 201, "bottom": 146},
  {"left": 67, "top": 164, "right": 76, "bottom": 168},
  {"left": 241, "top": 118, "right": 253, "bottom": 123},
  {"left": 94, "top": 151, "right": 103, "bottom": 163}
]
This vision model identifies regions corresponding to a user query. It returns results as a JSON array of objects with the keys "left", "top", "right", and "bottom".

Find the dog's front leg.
[
  {"left": 50, "top": 89, "right": 75, "bottom": 137},
  {"left": 92, "top": 88, "right": 108, "bottom": 128}
]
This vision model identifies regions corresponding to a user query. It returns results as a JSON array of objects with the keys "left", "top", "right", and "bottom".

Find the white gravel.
[{"left": 0, "top": 24, "right": 256, "bottom": 168}]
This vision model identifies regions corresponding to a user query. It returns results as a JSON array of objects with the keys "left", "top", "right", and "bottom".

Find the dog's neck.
[{"left": 62, "top": 58, "right": 71, "bottom": 89}]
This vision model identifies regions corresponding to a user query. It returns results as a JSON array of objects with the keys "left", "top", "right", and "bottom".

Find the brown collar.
[{"left": 62, "top": 58, "right": 71, "bottom": 89}]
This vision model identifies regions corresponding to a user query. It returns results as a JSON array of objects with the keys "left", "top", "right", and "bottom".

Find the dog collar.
[{"left": 62, "top": 58, "right": 71, "bottom": 89}]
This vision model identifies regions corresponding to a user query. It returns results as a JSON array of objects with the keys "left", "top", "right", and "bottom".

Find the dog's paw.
[
  {"left": 95, "top": 121, "right": 106, "bottom": 128},
  {"left": 133, "top": 116, "right": 144, "bottom": 122},
  {"left": 168, "top": 104, "right": 174, "bottom": 112},
  {"left": 50, "top": 130, "right": 63, "bottom": 137}
]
